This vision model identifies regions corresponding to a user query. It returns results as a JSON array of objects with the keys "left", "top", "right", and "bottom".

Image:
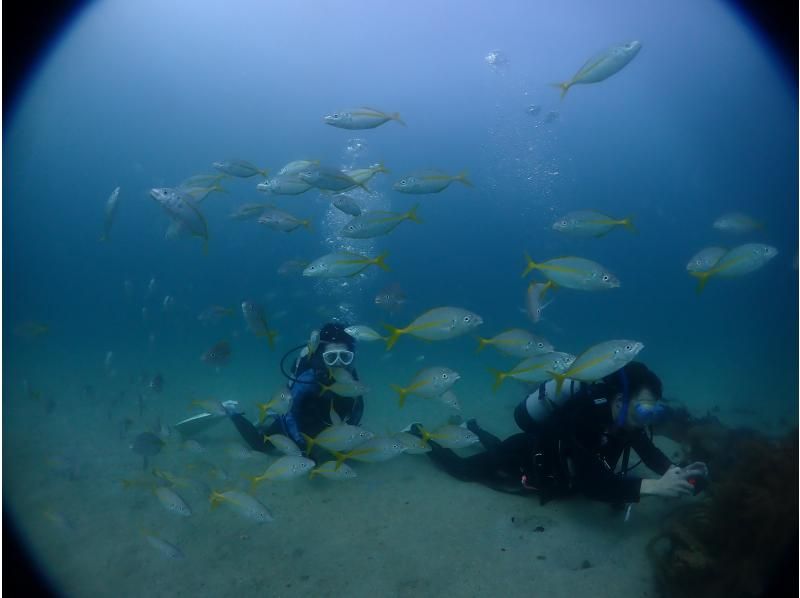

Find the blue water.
[{"left": 4, "top": 1, "right": 797, "bottom": 596}]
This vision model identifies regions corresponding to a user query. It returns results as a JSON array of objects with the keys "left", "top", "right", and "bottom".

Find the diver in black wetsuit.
[
  {"left": 225, "top": 322, "right": 364, "bottom": 456},
  {"left": 419, "top": 362, "right": 709, "bottom": 505}
]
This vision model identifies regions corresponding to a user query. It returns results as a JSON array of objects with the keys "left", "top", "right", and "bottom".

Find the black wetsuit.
[
  {"left": 426, "top": 383, "right": 672, "bottom": 504},
  {"left": 230, "top": 352, "right": 364, "bottom": 456}
]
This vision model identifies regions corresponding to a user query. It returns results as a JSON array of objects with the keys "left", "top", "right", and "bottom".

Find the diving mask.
[
  {"left": 322, "top": 349, "right": 354, "bottom": 366},
  {"left": 631, "top": 401, "right": 667, "bottom": 426}
]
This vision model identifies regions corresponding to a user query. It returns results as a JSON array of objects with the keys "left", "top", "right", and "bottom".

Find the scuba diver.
[
  {"left": 223, "top": 322, "right": 364, "bottom": 455},
  {"left": 413, "top": 361, "right": 709, "bottom": 505}
]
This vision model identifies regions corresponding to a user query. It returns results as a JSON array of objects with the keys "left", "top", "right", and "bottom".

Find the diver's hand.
[
  {"left": 682, "top": 461, "right": 709, "bottom": 478},
  {"left": 640, "top": 465, "right": 694, "bottom": 498}
]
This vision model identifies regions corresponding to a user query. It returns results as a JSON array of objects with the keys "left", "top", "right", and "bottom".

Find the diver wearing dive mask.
[
  {"left": 225, "top": 322, "right": 364, "bottom": 456},
  {"left": 417, "top": 361, "right": 709, "bottom": 506}
]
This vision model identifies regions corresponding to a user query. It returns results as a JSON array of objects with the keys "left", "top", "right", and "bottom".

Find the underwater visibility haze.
[{"left": 3, "top": 1, "right": 797, "bottom": 597}]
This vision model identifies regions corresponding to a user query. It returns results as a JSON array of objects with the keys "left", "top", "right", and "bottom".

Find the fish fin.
[
  {"left": 406, "top": 204, "right": 422, "bottom": 224},
  {"left": 390, "top": 112, "right": 406, "bottom": 126},
  {"left": 689, "top": 271, "right": 711, "bottom": 294},
  {"left": 391, "top": 384, "right": 408, "bottom": 408},
  {"left": 262, "top": 329, "right": 278, "bottom": 348},
  {"left": 212, "top": 184, "right": 228, "bottom": 194},
  {"left": 376, "top": 162, "right": 390, "bottom": 173},
  {"left": 308, "top": 470, "right": 318, "bottom": 479},
  {"left": 455, "top": 171, "right": 473, "bottom": 187},
  {"left": 476, "top": 337, "right": 490, "bottom": 353},
  {"left": 549, "top": 372, "right": 566, "bottom": 398},
  {"left": 521, "top": 252, "right": 537, "bottom": 277},
  {"left": 382, "top": 324, "right": 404, "bottom": 350},
  {"left": 301, "top": 219, "right": 312, "bottom": 231},
  {"left": 622, "top": 215, "right": 636, "bottom": 232},
  {"left": 552, "top": 81, "right": 571, "bottom": 100},
  {"left": 258, "top": 168, "right": 270, "bottom": 178},
  {"left": 373, "top": 252, "right": 390, "bottom": 271},
  {"left": 488, "top": 368, "right": 506, "bottom": 392},
  {"left": 209, "top": 491, "right": 225, "bottom": 508},
  {"left": 301, "top": 432, "right": 315, "bottom": 455},
  {"left": 332, "top": 451, "right": 347, "bottom": 468}
]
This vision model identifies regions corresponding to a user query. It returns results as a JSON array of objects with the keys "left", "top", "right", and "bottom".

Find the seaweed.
[{"left": 647, "top": 424, "right": 798, "bottom": 598}]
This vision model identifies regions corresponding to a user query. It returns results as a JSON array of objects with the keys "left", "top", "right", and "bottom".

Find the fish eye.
[
  {"left": 442, "top": 373, "right": 449, "bottom": 379},
  {"left": 561, "top": 220, "right": 567, "bottom": 226},
  {"left": 625, "top": 344, "right": 632, "bottom": 350},
  {"left": 463, "top": 316, "right": 471, "bottom": 322},
  {"left": 333, "top": 113, "right": 339, "bottom": 118},
  {"left": 400, "top": 179, "right": 406, "bottom": 186},
  {"left": 537, "top": 342, "right": 544, "bottom": 348},
  {"left": 602, "top": 274, "right": 609, "bottom": 281}
]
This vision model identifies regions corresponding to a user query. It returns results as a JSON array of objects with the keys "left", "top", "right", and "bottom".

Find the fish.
[
  {"left": 190, "top": 399, "right": 228, "bottom": 416},
  {"left": 162, "top": 295, "right": 175, "bottom": 311},
  {"left": 333, "top": 437, "right": 406, "bottom": 464},
  {"left": 686, "top": 247, "right": 728, "bottom": 273},
  {"left": 391, "top": 367, "right": 461, "bottom": 407},
  {"left": 197, "top": 305, "right": 235, "bottom": 324},
  {"left": 256, "top": 175, "right": 312, "bottom": 195},
  {"left": 689, "top": 243, "right": 778, "bottom": 293},
  {"left": 436, "top": 389, "right": 461, "bottom": 411},
  {"left": 179, "top": 183, "right": 227, "bottom": 203},
  {"left": 225, "top": 443, "right": 259, "bottom": 461},
  {"left": 250, "top": 456, "right": 315, "bottom": 486},
  {"left": 278, "top": 159, "right": 320, "bottom": 176},
  {"left": 241, "top": 301, "right": 278, "bottom": 347},
  {"left": 212, "top": 159, "right": 268, "bottom": 178},
  {"left": 554, "top": 41, "right": 642, "bottom": 100},
  {"left": 392, "top": 432, "right": 432, "bottom": 454},
  {"left": 549, "top": 340, "right": 645, "bottom": 396},
  {"left": 344, "top": 163, "right": 390, "bottom": 185},
  {"left": 319, "top": 374, "right": 369, "bottom": 399},
  {"left": 13, "top": 321, "right": 49, "bottom": 338},
  {"left": 332, "top": 194, "right": 363, "bottom": 217},
  {"left": 490, "top": 351, "right": 576, "bottom": 391},
  {"left": 277, "top": 259, "right": 309, "bottom": 276},
  {"left": 419, "top": 424, "right": 479, "bottom": 449},
  {"left": 521, "top": 253, "right": 620, "bottom": 291},
  {"left": 302, "top": 424, "right": 374, "bottom": 454},
  {"left": 374, "top": 283, "right": 407, "bottom": 312},
  {"left": 476, "top": 328, "right": 553, "bottom": 358},
  {"left": 525, "top": 280, "right": 554, "bottom": 324},
  {"left": 713, "top": 212, "right": 764, "bottom": 233},
  {"left": 209, "top": 490, "right": 273, "bottom": 522},
  {"left": 100, "top": 186, "right": 120, "bottom": 241},
  {"left": 149, "top": 188, "right": 209, "bottom": 250},
  {"left": 344, "top": 325, "right": 385, "bottom": 342},
  {"left": 324, "top": 107, "right": 405, "bottom": 129},
  {"left": 257, "top": 207, "right": 311, "bottom": 232},
  {"left": 148, "top": 373, "right": 164, "bottom": 393},
  {"left": 263, "top": 434, "right": 302, "bottom": 456},
  {"left": 392, "top": 170, "right": 472, "bottom": 194},
  {"left": 228, "top": 203, "right": 268, "bottom": 220},
  {"left": 303, "top": 251, "right": 389, "bottom": 278},
  {"left": 297, "top": 166, "right": 368, "bottom": 192},
  {"left": 257, "top": 388, "right": 293, "bottom": 423},
  {"left": 154, "top": 486, "right": 192, "bottom": 516},
  {"left": 180, "top": 173, "right": 227, "bottom": 188},
  {"left": 551, "top": 211, "right": 635, "bottom": 237},
  {"left": 130, "top": 432, "right": 165, "bottom": 469},
  {"left": 383, "top": 306, "right": 483, "bottom": 350},
  {"left": 143, "top": 531, "right": 185, "bottom": 560},
  {"left": 309, "top": 461, "right": 357, "bottom": 480},
  {"left": 339, "top": 204, "right": 422, "bottom": 239}
]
